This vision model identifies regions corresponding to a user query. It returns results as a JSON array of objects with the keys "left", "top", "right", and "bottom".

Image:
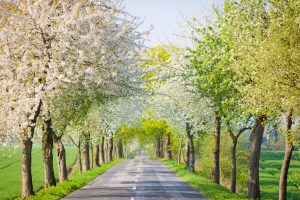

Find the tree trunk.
[
  {"left": 22, "top": 138, "right": 34, "bottom": 198},
  {"left": 53, "top": 135, "right": 68, "bottom": 182},
  {"left": 82, "top": 133, "right": 90, "bottom": 172},
  {"left": 186, "top": 122, "right": 195, "bottom": 172},
  {"left": 77, "top": 139, "right": 82, "bottom": 173},
  {"left": 91, "top": 144, "right": 94, "bottom": 168},
  {"left": 279, "top": 109, "right": 293, "bottom": 200},
  {"left": 167, "top": 134, "right": 172, "bottom": 160},
  {"left": 178, "top": 137, "right": 183, "bottom": 164},
  {"left": 231, "top": 139, "right": 237, "bottom": 193},
  {"left": 42, "top": 119, "right": 56, "bottom": 188},
  {"left": 160, "top": 137, "right": 164, "bottom": 158},
  {"left": 99, "top": 137, "right": 105, "bottom": 164},
  {"left": 108, "top": 137, "right": 113, "bottom": 162},
  {"left": 156, "top": 136, "right": 161, "bottom": 158},
  {"left": 185, "top": 122, "right": 194, "bottom": 171},
  {"left": 94, "top": 144, "right": 100, "bottom": 167},
  {"left": 212, "top": 115, "right": 221, "bottom": 184},
  {"left": 21, "top": 100, "right": 42, "bottom": 198},
  {"left": 248, "top": 116, "right": 266, "bottom": 199},
  {"left": 185, "top": 138, "right": 190, "bottom": 169},
  {"left": 117, "top": 139, "right": 124, "bottom": 158}
]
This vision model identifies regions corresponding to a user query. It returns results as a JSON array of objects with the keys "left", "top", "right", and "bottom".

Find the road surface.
[{"left": 62, "top": 152, "right": 207, "bottom": 200}]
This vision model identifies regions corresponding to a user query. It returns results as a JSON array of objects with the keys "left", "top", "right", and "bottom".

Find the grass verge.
[
  {"left": 160, "top": 159, "right": 247, "bottom": 200},
  {"left": 21, "top": 159, "right": 125, "bottom": 200},
  {"left": 0, "top": 146, "right": 77, "bottom": 200}
]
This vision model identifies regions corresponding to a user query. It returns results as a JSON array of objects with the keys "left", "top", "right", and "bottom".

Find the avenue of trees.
[
  {"left": 132, "top": 1, "right": 299, "bottom": 200},
  {"left": 0, "top": 0, "right": 146, "bottom": 198},
  {"left": 0, "top": 0, "right": 299, "bottom": 200}
]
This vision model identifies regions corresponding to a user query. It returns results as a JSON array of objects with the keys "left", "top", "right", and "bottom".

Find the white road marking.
[
  {"left": 133, "top": 186, "right": 136, "bottom": 190},
  {"left": 131, "top": 198, "right": 135, "bottom": 200}
]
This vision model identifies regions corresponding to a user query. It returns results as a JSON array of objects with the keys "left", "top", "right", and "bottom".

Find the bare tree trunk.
[
  {"left": 94, "top": 144, "right": 100, "bottom": 167},
  {"left": 42, "top": 118, "right": 56, "bottom": 188},
  {"left": 99, "top": 137, "right": 105, "bottom": 164},
  {"left": 212, "top": 115, "right": 221, "bottom": 184},
  {"left": 186, "top": 122, "right": 195, "bottom": 172},
  {"left": 117, "top": 139, "right": 124, "bottom": 158},
  {"left": 156, "top": 136, "right": 161, "bottom": 158},
  {"left": 90, "top": 143, "right": 94, "bottom": 168},
  {"left": 105, "top": 141, "right": 109, "bottom": 162},
  {"left": 22, "top": 138, "right": 34, "bottom": 198},
  {"left": 167, "top": 134, "right": 172, "bottom": 160},
  {"left": 77, "top": 138, "right": 82, "bottom": 173},
  {"left": 231, "top": 139, "right": 237, "bottom": 193},
  {"left": 52, "top": 134, "right": 67, "bottom": 182},
  {"left": 185, "top": 122, "right": 194, "bottom": 171},
  {"left": 82, "top": 133, "right": 90, "bottom": 172},
  {"left": 248, "top": 116, "right": 266, "bottom": 199},
  {"left": 108, "top": 137, "right": 113, "bottom": 162},
  {"left": 279, "top": 109, "right": 293, "bottom": 200},
  {"left": 178, "top": 137, "right": 183, "bottom": 164},
  {"left": 21, "top": 100, "right": 42, "bottom": 198},
  {"left": 185, "top": 138, "right": 190, "bottom": 169},
  {"left": 160, "top": 137, "right": 164, "bottom": 158}
]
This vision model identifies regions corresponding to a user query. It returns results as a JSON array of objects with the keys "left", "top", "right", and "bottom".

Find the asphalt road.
[{"left": 62, "top": 152, "right": 207, "bottom": 200}]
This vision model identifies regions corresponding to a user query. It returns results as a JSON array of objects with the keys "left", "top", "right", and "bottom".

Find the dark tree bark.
[
  {"left": 91, "top": 144, "right": 94, "bottom": 168},
  {"left": 77, "top": 137, "right": 83, "bottom": 173},
  {"left": 156, "top": 136, "right": 161, "bottom": 158},
  {"left": 248, "top": 116, "right": 266, "bottom": 199},
  {"left": 231, "top": 138, "right": 237, "bottom": 193},
  {"left": 82, "top": 133, "right": 90, "bottom": 172},
  {"left": 52, "top": 135, "right": 67, "bottom": 182},
  {"left": 227, "top": 122, "right": 251, "bottom": 193},
  {"left": 279, "top": 109, "right": 294, "bottom": 200},
  {"left": 94, "top": 144, "right": 100, "bottom": 167},
  {"left": 212, "top": 115, "right": 221, "bottom": 184},
  {"left": 167, "top": 134, "right": 172, "bottom": 160},
  {"left": 177, "top": 137, "right": 183, "bottom": 164},
  {"left": 42, "top": 118, "right": 56, "bottom": 188},
  {"left": 117, "top": 139, "right": 124, "bottom": 158},
  {"left": 21, "top": 100, "right": 42, "bottom": 198},
  {"left": 160, "top": 137, "right": 164, "bottom": 158},
  {"left": 108, "top": 137, "right": 113, "bottom": 162},
  {"left": 185, "top": 138, "right": 190, "bottom": 169},
  {"left": 186, "top": 122, "right": 195, "bottom": 172},
  {"left": 99, "top": 137, "right": 105, "bottom": 164},
  {"left": 22, "top": 138, "right": 34, "bottom": 198}
]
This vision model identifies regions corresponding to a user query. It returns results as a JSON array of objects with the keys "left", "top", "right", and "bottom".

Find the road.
[{"left": 62, "top": 152, "right": 207, "bottom": 200}]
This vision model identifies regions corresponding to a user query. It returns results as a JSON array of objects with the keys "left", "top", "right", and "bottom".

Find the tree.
[
  {"left": 0, "top": 0, "right": 145, "bottom": 197},
  {"left": 187, "top": 15, "right": 237, "bottom": 183},
  {"left": 252, "top": 1, "right": 300, "bottom": 199}
]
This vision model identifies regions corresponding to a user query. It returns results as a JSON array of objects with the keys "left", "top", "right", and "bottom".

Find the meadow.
[
  {"left": 0, "top": 146, "right": 77, "bottom": 200},
  {"left": 258, "top": 151, "right": 300, "bottom": 200},
  {"left": 0, "top": 147, "right": 299, "bottom": 200},
  {"left": 163, "top": 150, "right": 300, "bottom": 200}
]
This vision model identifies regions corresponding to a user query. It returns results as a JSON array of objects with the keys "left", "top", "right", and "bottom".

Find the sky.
[{"left": 124, "top": 0, "right": 224, "bottom": 47}]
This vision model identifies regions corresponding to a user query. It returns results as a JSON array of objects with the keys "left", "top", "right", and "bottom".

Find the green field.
[
  {"left": 0, "top": 148, "right": 299, "bottom": 200},
  {"left": 0, "top": 146, "right": 77, "bottom": 200},
  {"left": 259, "top": 151, "right": 300, "bottom": 200},
  {"left": 163, "top": 150, "right": 300, "bottom": 200}
]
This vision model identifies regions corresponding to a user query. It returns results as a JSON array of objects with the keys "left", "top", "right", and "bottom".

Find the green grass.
[
  {"left": 161, "top": 150, "right": 300, "bottom": 200},
  {"left": 22, "top": 159, "right": 125, "bottom": 200},
  {"left": 0, "top": 146, "right": 77, "bottom": 200},
  {"left": 161, "top": 159, "right": 247, "bottom": 200},
  {"left": 259, "top": 151, "right": 300, "bottom": 200}
]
